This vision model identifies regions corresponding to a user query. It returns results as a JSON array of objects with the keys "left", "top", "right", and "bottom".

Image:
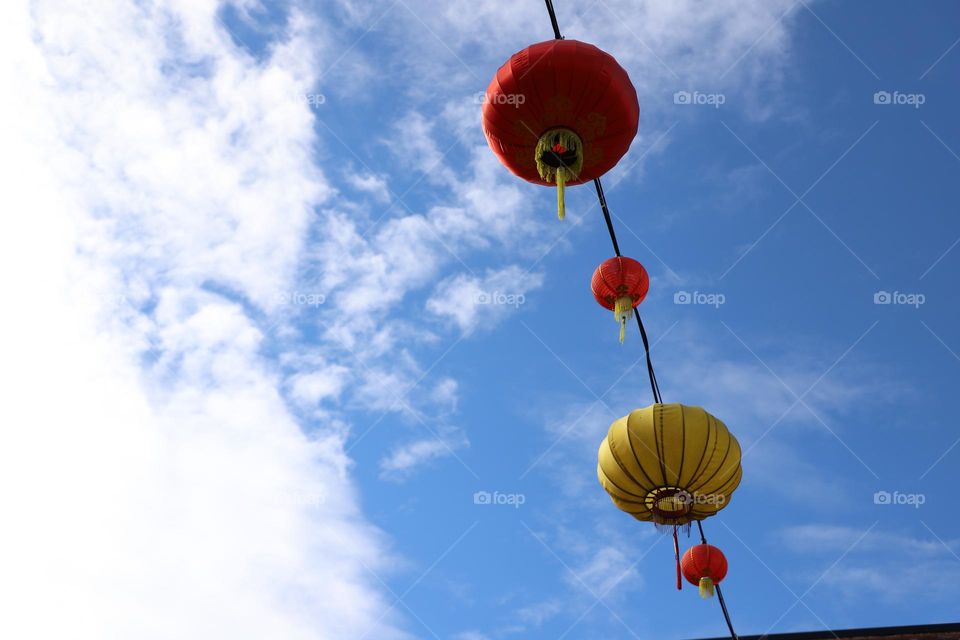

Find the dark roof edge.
[{"left": 694, "top": 622, "right": 960, "bottom": 640}]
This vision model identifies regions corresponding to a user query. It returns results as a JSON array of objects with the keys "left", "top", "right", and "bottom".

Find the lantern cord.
[
  {"left": 635, "top": 307, "right": 662, "bottom": 403},
  {"left": 696, "top": 521, "right": 740, "bottom": 640},
  {"left": 538, "top": 3, "right": 736, "bottom": 639},
  {"left": 594, "top": 178, "right": 620, "bottom": 256},
  {"left": 544, "top": 0, "right": 563, "bottom": 39},
  {"left": 594, "top": 137, "right": 662, "bottom": 404},
  {"left": 545, "top": 0, "right": 663, "bottom": 404},
  {"left": 695, "top": 519, "right": 708, "bottom": 544}
]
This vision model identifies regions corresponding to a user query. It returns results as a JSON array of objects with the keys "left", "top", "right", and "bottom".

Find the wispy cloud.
[
  {"left": 779, "top": 525, "right": 956, "bottom": 557},
  {"left": 427, "top": 266, "right": 544, "bottom": 336},
  {"left": 568, "top": 545, "right": 643, "bottom": 596},
  {"left": 777, "top": 525, "right": 960, "bottom": 603},
  {"left": 379, "top": 428, "right": 470, "bottom": 481}
]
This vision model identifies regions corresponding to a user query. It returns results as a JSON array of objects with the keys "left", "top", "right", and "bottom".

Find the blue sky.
[
  {"left": 295, "top": 1, "right": 960, "bottom": 637},
  {"left": 3, "top": 1, "right": 959, "bottom": 639}
]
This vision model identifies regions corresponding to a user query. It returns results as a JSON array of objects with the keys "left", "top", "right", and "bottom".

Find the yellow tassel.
[
  {"left": 557, "top": 169, "right": 566, "bottom": 220},
  {"left": 534, "top": 128, "right": 583, "bottom": 222},
  {"left": 614, "top": 295, "right": 633, "bottom": 344},
  {"left": 699, "top": 577, "right": 715, "bottom": 599}
]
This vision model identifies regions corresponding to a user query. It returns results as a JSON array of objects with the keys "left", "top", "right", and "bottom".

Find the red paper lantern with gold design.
[
  {"left": 681, "top": 544, "right": 728, "bottom": 599},
  {"left": 591, "top": 256, "right": 649, "bottom": 343},
  {"left": 481, "top": 39, "right": 639, "bottom": 220}
]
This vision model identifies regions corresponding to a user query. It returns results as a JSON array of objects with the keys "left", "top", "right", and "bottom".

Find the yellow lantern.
[{"left": 597, "top": 403, "right": 742, "bottom": 528}]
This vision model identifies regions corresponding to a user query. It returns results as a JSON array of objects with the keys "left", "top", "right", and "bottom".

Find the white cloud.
[
  {"left": 514, "top": 598, "right": 565, "bottom": 628},
  {"left": 288, "top": 366, "right": 351, "bottom": 406},
  {"left": 817, "top": 562, "right": 954, "bottom": 603},
  {"left": 780, "top": 525, "right": 954, "bottom": 557},
  {"left": 568, "top": 546, "right": 642, "bottom": 597},
  {"left": 430, "top": 377, "right": 460, "bottom": 412},
  {"left": 340, "top": 0, "right": 801, "bottom": 125},
  {"left": 427, "top": 266, "right": 545, "bottom": 336},
  {"left": 379, "top": 428, "right": 470, "bottom": 481},
  {"left": 0, "top": 1, "right": 406, "bottom": 638},
  {"left": 777, "top": 525, "right": 960, "bottom": 603},
  {"left": 346, "top": 170, "right": 392, "bottom": 203},
  {"left": 485, "top": 525, "right": 654, "bottom": 637}
]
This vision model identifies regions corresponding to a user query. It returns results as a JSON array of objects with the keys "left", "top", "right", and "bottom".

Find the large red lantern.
[
  {"left": 681, "top": 544, "right": 728, "bottom": 599},
  {"left": 591, "top": 256, "right": 649, "bottom": 343},
  {"left": 482, "top": 39, "right": 639, "bottom": 220}
]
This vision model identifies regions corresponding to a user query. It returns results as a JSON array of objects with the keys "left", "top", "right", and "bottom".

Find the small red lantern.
[
  {"left": 482, "top": 39, "right": 639, "bottom": 220},
  {"left": 591, "top": 256, "right": 649, "bottom": 343},
  {"left": 681, "top": 544, "right": 728, "bottom": 599}
]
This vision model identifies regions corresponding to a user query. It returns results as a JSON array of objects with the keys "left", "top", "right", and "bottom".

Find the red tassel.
[{"left": 673, "top": 526, "right": 681, "bottom": 591}]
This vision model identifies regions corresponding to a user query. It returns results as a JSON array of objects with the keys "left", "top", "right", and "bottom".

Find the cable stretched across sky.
[
  {"left": 542, "top": 1, "right": 737, "bottom": 636},
  {"left": 479, "top": 5, "right": 745, "bottom": 637}
]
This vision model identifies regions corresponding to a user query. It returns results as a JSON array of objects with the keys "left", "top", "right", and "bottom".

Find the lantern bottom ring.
[{"left": 645, "top": 486, "right": 693, "bottom": 524}]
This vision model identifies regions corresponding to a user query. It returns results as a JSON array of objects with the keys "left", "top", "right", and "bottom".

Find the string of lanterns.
[{"left": 480, "top": 1, "right": 743, "bottom": 636}]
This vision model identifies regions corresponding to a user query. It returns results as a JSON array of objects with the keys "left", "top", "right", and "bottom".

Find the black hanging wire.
[
  {"left": 545, "top": 0, "right": 563, "bottom": 39},
  {"left": 697, "top": 521, "right": 740, "bottom": 640},
  {"left": 543, "top": 1, "right": 736, "bottom": 637},
  {"left": 594, "top": 179, "right": 663, "bottom": 403},
  {"left": 545, "top": 1, "right": 661, "bottom": 405}
]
